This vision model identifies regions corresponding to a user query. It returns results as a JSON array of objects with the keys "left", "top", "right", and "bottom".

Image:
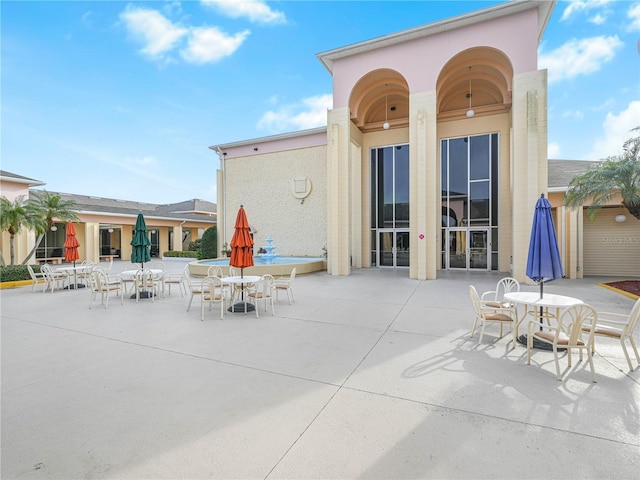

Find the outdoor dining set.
[
  {"left": 27, "top": 258, "right": 298, "bottom": 319},
  {"left": 468, "top": 276, "right": 640, "bottom": 383}
]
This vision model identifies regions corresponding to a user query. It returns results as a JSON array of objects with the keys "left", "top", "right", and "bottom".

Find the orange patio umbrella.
[
  {"left": 64, "top": 221, "right": 83, "bottom": 289},
  {"left": 229, "top": 205, "right": 254, "bottom": 272},
  {"left": 63, "top": 221, "right": 80, "bottom": 264},
  {"left": 229, "top": 206, "right": 254, "bottom": 313}
]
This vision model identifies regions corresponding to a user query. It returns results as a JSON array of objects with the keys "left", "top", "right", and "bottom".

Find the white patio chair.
[
  {"left": 88, "top": 269, "right": 124, "bottom": 309},
  {"left": 134, "top": 269, "right": 160, "bottom": 303},
  {"left": 589, "top": 298, "right": 640, "bottom": 371},
  {"left": 41, "top": 264, "right": 69, "bottom": 293},
  {"left": 247, "top": 274, "right": 275, "bottom": 317},
  {"left": 468, "top": 285, "right": 517, "bottom": 348},
  {"left": 274, "top": 267, "right": 296, "bottom": 304},
  {"left": 27, "top": 264, "right": 47, "bottom": 293},
  {"left": 481, "top": 277, "right": 519, "bottom": 309},
  {"left": 527, "top": 303, "right": 598, "bottom": 382},
  {"left": 201, "top": 275, "right": 226, "bottom": 320},
  {"left": 162, "top": 266, "right": 187, "bottom": 297}
]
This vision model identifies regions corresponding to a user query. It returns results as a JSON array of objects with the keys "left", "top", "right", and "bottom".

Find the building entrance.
[
  {"left": 370, "top": 144, "right": 410, "bottom": 268},
  {"left": 441, "top": 133, "right": 499, "bottom": 271}
]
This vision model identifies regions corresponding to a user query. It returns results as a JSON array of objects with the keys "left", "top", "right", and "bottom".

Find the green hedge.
[
  {"left": 0, "top": 265, "right": 39, "bottom": 282},
  {"left": 163, "top": 251, "right": 201, "bottom": 259}
]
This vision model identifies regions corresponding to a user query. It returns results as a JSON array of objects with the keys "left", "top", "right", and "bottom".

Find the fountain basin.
[{"left": 189, "top": 256, "right": 326, "bottom": 277}]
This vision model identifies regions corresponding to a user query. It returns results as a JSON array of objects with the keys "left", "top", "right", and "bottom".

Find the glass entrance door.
[
  {"left": 377, "top": 229, "right": 410, "bottom": 267},
  {"left": 446, "top": 228, "right": 489, "bottom": 270}
]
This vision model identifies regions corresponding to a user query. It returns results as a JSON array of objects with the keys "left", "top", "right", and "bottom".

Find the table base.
[
  {"left": 64, "top": 284, "right": 86, "bottom": 290},
  {"left": 517, "top": 334, "right": 565, "bottom": 351},
  {"left": 228, "top": 302, "right": 255, "bottom": 313},
  {"left": 130, "top": 291, "right": 155, "bottom": 299}
]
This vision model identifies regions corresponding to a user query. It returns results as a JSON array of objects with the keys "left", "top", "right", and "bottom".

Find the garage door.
[{"left": 583, "top": 208, "right": 640, "bottom": 276}]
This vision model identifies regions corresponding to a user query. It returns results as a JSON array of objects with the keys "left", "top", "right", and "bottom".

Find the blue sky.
[{"left": 2, "top": 0, "right": 639, "bottom": 204}]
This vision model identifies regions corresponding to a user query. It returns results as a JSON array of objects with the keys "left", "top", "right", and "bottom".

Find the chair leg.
[
  {"left": 621, "top": 339, "right": 635, "bottom": 371},
  {"left": 552, "top": 346, "right": 562, "bottom": 381}
]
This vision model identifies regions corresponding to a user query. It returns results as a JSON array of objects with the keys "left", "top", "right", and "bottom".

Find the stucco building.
[
  {"left": 0, "top": 170, "right": 216, "bottom": 265},
  {"left": 211, "top": 0, "right": 638, "bottom": 281}
]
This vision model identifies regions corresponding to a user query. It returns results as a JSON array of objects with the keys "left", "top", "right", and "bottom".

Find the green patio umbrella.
[{"left": 130, "top": 213, "right": 151, "bottom": 268}]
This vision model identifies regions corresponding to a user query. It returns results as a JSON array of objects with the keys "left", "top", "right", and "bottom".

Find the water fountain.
[{"left": 259, "top": 236, "right": 279, "bottom": 265}]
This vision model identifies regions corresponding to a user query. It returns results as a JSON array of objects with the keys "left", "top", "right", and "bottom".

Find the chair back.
[
  {"left": 229, "top": 266, "right": 241, "bottom": 277},
  {"left": 494, "top": 277, "right": 519, "bottom": 301},
  {"left": 623, "top": 298, "right": 640, "bottom": 336},
  {"left": 27, "top": 264, "right": 38, "bottom": 281},
  {"left": 288, "top": 268, "right": 297, "bottom": 284},
  {"left": 468, "top": 285, "right": 482, "bottom": 316},
  {"left": 261, "top": 274, "right": 275, "bottom": 294},
  {"left": 88, "top": 270, "right": 102, "bottom": 292},
  {"left": 151, "top": 261, "right": 165, "bottom": 271},
  {"left": 207, "top": 265, "right": 224, "bottom": 278},
  {"left": 560, "top": 303, "right": 598, "bottom": 346}
]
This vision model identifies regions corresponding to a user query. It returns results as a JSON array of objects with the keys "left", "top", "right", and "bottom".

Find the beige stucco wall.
[
  {"left": 510, "top": 70, "right": 548, "bottom": 284},
  {"left": 221, "top": 144, "right": 327, "bottom": 259}
]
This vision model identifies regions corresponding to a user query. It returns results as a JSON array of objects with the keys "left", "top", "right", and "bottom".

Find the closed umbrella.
[
  {"left": 519, "top": 193, "right": 564, "bottom": 348},
  {"left": 63, "top": 221, "right": 83, "bottom": 289},
  {"left": 130, "top": 213, "right": 152, "bottom": 298},
  {"left": 130, "top": 213, "right": 151, "bottom": 267},
  {"left": 229, "top": 205, "right": 254, "bottom": 312}
]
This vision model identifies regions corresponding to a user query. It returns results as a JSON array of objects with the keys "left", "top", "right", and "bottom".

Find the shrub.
[
  {"left": 163, "top": 251, "right": 201, "bottom": 259},
  {"left": 188, "top": 239, "right": 201, "bottom": 252},
  {"left": 200, "top": 227, "right": 218, "bottom": 259},
  {"left": 0, "top": 264, "right": 39, "bottom": 282}
]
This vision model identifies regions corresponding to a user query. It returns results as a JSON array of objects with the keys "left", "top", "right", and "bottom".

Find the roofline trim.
[
  {"left": 1, "top": 175, "right": 46, "bottom": 187},
  {"left": 77, "top": 210, "right": 217, "bottom": 224},
  {"left": 316, "top": 0, "right": 555, "bottom": 73},
  {"left": 210, "top": 126, "right": 326, "bottom": 151}
]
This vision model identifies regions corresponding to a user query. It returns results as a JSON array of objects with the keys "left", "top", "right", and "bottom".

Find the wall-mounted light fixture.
[
  {"left": 50, "top": 225, "right": 58, "bottom": 231},
  {"left": 466, "top": 67, "right": 475, "bottom": 118},
  {"left": 383, "top": 84, "right": 390, "bottom": 130},
  {"left": 615, "top": 214, "right": 627, "bottom": 223},
  {"left": 108, "top": 228, "right": 114, "bottom": 233}
]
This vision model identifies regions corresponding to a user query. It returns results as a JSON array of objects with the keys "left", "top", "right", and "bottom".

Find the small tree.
[
  {"left": 564, "top": 127, "right": 640, "bottom": 220},
  {"left": 200, "top": 227, "right": 218, "bottom": 259},
  {"left": 22, "top": 191, "right": 79, "bottom": 264},
  {"left": 0, "top": 196, "right": 44, "bottom": 265}
]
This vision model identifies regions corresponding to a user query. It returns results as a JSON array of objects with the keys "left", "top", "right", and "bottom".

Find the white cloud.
[
  {"left": 589, "top": 13, "right": 607, "bottom": 25},
  {"left": 257, "top": 94, "right": 332, "bottom": 132},
  {"left": 548, "top": 142, "right": 561, "bottom": 158},
  {"left": 120, "top": 6, "right": 187, "bottom": 59},
  {"left": 539, "top": 35, "right": 623, "bottom": 83},
  {"left": 561, "top": 0, "right": 614, "bottom": 21},
  {"left": 628, "top": 3, "right": 640, "bottom": 31},
  {"left": 180, "top": 27, "right": 250, "bottom": 64},
  {"left": 201, "top": 0, "right": 286, "bottom": 24},
  {"left": 588, "top": 101, "right": 640, "bottom": 159}
]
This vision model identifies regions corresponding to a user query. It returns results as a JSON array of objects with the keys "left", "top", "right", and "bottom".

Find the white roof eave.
[{"left": 316, "top": 0, "right": 555, "bottom": 73}]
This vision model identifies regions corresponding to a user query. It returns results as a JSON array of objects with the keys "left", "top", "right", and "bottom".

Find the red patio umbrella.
[
  {"left": 63, "top": 221, "right": 83, "bottom": 288},
  {"left": 229, "top": 205, "right": 254, "bottom": 312},
  {"left": 63, "top": 221, "right": 80, "bottom": 263},
  {"left": 230, "top": 205, "right": 254, "bottom": 271}
]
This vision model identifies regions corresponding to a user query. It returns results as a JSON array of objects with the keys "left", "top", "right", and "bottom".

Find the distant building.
[{"left": 0, "top": 170, "right": 216, "bottom": 264}]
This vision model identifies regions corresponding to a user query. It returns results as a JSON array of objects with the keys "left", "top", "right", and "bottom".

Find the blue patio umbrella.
[
  {"left": 130, "top": 213, "right": 151, "bottom": 268},
  {"left": 520, "top": 194, "right": 564, "bottom": 348},
  {"left": 526, "top": 193, "right": 563, "bottom": 297}
]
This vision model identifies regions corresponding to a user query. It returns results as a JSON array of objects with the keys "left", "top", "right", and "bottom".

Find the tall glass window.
[
  {"left": 441, "top": 133, "right": 499, "bottom": 270},
  {"left": 370, "top": 144, "right": 410, "bottom": 267}
]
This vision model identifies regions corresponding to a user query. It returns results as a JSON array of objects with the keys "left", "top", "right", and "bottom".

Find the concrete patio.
[{"left": 2, "top": 260, "right": 638, "bottom": 479}]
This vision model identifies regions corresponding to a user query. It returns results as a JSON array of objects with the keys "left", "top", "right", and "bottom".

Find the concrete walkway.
[{"left": 2, "top": 260, "right": 638, "bottom": 479}]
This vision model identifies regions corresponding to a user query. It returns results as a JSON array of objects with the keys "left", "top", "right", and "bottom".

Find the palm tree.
[
  {"left": 0, "top": 196, "right": 44, "bottom": 266},
  {"left": 564, "top": 127, "right": 640, "bottom": 220},
  {"left": 21, "top": 191, "right": 79, "bottom": 264}
]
